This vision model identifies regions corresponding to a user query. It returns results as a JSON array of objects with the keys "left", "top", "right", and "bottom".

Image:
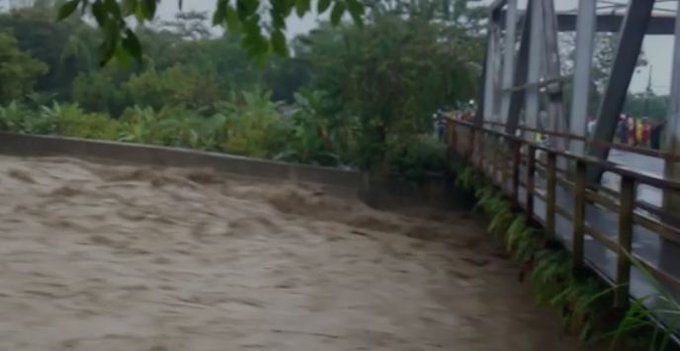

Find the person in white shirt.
[{"left": 587, "top": 117, "right": 596, "bottom": 137}]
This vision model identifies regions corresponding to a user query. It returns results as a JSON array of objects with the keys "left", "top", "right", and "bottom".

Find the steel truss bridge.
[{"left": 451, "top": 0, "right": 680, "bottom": 315}]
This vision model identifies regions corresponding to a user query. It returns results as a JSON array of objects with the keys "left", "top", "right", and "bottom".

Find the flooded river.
[{"left": 0, "top": 156, "right": 578, "bottom": 350}]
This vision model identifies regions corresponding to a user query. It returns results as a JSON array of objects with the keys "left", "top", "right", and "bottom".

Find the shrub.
[
  {"left": 0, "top": 101, "right": 31, "bottom": 132},
  {"left": 387, "top": 135, "right": 447, "bottom": 181}
]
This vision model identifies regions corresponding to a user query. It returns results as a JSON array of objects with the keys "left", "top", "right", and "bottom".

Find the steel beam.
[
  {"left": 660, "top": 0, "right": 680, "bottom": 281},
  {"left": 500, "top": 0, "right": 518, "bottom": 125},
  {"left": 473, "top": 32, "right": 490, "bottom": 127},
  {"left": 541, "top": 0, "right": 568, "bottom": 151},
  {"left": 504, "top": 0, "right": 532, "bottom": 136},
  {"left": 490, "top": 0, "right": 508, "bottom": 13},
  {"left": 495, "top": 12, "right": 675, "bottom": 35},
  {"left": 569, "top": 0, "right": 597, "bottom": 155},
  {"left": 586, "top": 0, "right": 655, "bottom": 185},
  {"left": 523, "top": 0, "right": 543, "bottom": 141},
  {"left": 483, "top": 29, "right": 497, "bottom": 121},
  {"left": 491, "top": 26, "right": 503, "bottom": 124}
]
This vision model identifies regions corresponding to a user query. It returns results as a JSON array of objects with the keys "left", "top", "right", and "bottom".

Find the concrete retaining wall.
[
  {"left": 358, "top": 173, "right": 476, "bottom": 211},
  {"left": 0, "top": 132, "right": 366, "bottom": 190},
  {"left": 0, "top": 132, "right": 473, "bottom": 210}
]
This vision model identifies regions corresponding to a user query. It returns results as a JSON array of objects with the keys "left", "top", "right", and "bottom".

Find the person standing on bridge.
[
  {"left": 587, "top": 116, "right": 597, "bottom": 138},
  {"left": 628, "top": 116, "right": 636, "bottom": 146},
  {"left": 618, "top": 114, "right": 628, "bottom": 144},
  {"left": 650, "top": 119, "right": 666, "bottom": 150}
]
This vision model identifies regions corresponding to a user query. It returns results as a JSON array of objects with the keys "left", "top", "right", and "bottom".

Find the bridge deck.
[{"left": 450, "top": 120, "right": 680, "bottom": 310}]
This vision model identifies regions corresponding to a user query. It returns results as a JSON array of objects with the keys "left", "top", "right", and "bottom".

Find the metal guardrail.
[{"left": 447, "top": 118, "right": 680, "bottom": 307}]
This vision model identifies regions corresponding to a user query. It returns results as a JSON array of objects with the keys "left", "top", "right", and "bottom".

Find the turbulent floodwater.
[{"left": 0, "top": 156, "right": 578, "bottom": 350}]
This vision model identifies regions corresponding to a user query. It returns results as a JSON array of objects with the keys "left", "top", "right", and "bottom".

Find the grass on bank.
[{"left": 456, "top": 164, "right": 680, "bottom": 351}]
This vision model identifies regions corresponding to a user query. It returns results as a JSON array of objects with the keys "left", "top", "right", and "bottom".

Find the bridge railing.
[
  {"left": 447, "top": 118, "right": 680, "bottom": 307},
  {"left": 481, "top": 120, "right": 680, "bottom": 162}
]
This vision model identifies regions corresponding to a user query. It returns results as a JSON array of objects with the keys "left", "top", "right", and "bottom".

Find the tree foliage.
[
  {"left": 0, "top": 30, "right": 48, "bottom": 103},
  {"left": 1, "top": 0, "right": 484, "bottom": 176},
  {"left": 297, "top": 15, "right": 482, "bottom": 169},
  {"left": 57, "top": 0, "right": 365, "bottom": 64}
]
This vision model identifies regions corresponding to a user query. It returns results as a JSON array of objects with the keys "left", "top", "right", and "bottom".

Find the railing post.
[
  {"left": 546, "top": 151, "right": 557, "bottom": 238},
  {"left": 573, "top": 159, "right": 587, "bottom": 268},
  {"left": 615, "top": 175, "right": 635, "bottom": 308},
  {"left": 467, "top": 126, "right": 475, "bottom": 161},
  {"left": 526, "top": 145, "right": 536, "bottom": 219},
  {"left": 446, "top": 121, "right": 456, "bottom": 161},
  {"left": 478, "top": 130, "right": 485, "bottom": 170},
  {"left": 449, "top": 121, "right": 457, "bottom": 153},
  {"left": 493, "top": 135, "right": 501, "bottom": 185},
  {"left": 511, "top": 139, "right": 521, "bottom": 202}
]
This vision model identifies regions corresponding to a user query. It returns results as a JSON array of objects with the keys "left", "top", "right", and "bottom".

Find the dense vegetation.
[{"left": 0, "top": 0, "right": 483, "bottom": 180}]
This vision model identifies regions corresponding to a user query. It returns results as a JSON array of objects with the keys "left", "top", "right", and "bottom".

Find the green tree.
[
  {"left": 72, "top": 70, "right": 129, "bottom": 115},
  {"left": 624, "top": 93, "right": 668, "bottom": 121},
  {"left": 0, "top": 30, "right": 48, "bottom": 103},
  {"left": 124, "top": 65, "right": 221, "bottom": 111},
  {"left": 57, "top": 0, "right": 365, "bottom": 63},
  {"left": 298, "top": 16, "right": 482, "bottom": 168},
  {"left": 0, "top": 5, "right": 99, "bottom": 98},
  {"left": 264, "top": 57, "right": 310, "bottom": 103}
]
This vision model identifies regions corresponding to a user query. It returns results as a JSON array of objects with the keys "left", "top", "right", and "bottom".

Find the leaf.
[
  {"left": 317, "top": 0, "right": 331, "bottom": 13},
  {"left": 295, "top": 0, "right": 310, "bottom": 17},
  {"left": 57, "top": 0, "right": 80, "bottom": 20},
  {"left": 104, "top": 0, "right": 123, "bottom": 20},
  {"left": 224, "top": 6, "right": 240, "bottom": 32},
  {"left": 122, "top": 0, "right": 137, "bottom": 15},
  {"left": 122, "top": 29, "right": 142, "bottom": 62},
  {"left": 271, "top": 11, "right": 285, "bottom": 30},
  {"left": 91, "top": 1, "right": 107, "bottom": 26},
  {"left": 271, "top": 30, "right": 288, "bottom": 56},
  {"left": 98, "top": 19, "right": 120, "bottom": 66},
  {"left": 345, "top": 0, "right": 363, "bottom": 26},
  {"left": 330, "top": 2, "right": 345, "bottom": 26},
  {"left": 139, "top": 0, "right": 157, "bottom": 20},
  {"left": 236, "top": 0, "right": 258, "bottom": 20},
  {"left": 213, "top": 0, "right": 228, "bottom": 25}
]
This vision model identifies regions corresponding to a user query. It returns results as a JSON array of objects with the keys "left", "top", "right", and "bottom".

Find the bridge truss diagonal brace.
[
  {"left": 522, "top": 0, "right": 544, "bottom": 141},
  {"left": 586, "top": 0, "right": 656, "bottom": 186},
  {"left": 476, "top": 12, "right": 503, "bottom": 127},
  {"left": 499, "top": 0, "right": 518, "bottom": 126},
  {"left": 540, "top": 0, "right": 568, "bottom": 151},
  {"left": 503, "top": 0, "right": 532, "bottom": 136}
]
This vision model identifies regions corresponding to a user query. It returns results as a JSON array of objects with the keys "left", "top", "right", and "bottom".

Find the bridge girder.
[{"left": 493, "top": 12, "right": 676, "bottom": 35}]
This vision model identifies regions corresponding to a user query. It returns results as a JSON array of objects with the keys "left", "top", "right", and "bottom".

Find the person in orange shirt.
[{"left": 635, "top": 119, "right": 643, "bottom": 146}]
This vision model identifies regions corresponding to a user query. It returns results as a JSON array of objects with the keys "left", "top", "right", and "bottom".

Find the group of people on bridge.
[{"left": 588, "top": 115, "right": 666, "bottom": 150}]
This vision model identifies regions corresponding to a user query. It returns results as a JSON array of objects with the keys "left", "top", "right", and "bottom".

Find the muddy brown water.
[{"left": 0, "top": 155, "right": 580, "bottom": 350}]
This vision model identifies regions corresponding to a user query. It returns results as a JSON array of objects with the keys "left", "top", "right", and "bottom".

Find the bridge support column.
[
  {"left": 660, "top": 1, "right": 680, "bottom": 289},
  {"left": 568, "top": 0, "right": 596, "bottom": 156},
  {"left": 483, "top": 26, "right": 498, "bottom": 124},
  {"left": 586, "top": 0, "right": 655, "bottom": 185},
  {"left": 523, "top": 0, "right": 543, "bottom": 142},
  {"left": 499, "top": 0, "right": 517, "bottom": 126}
]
